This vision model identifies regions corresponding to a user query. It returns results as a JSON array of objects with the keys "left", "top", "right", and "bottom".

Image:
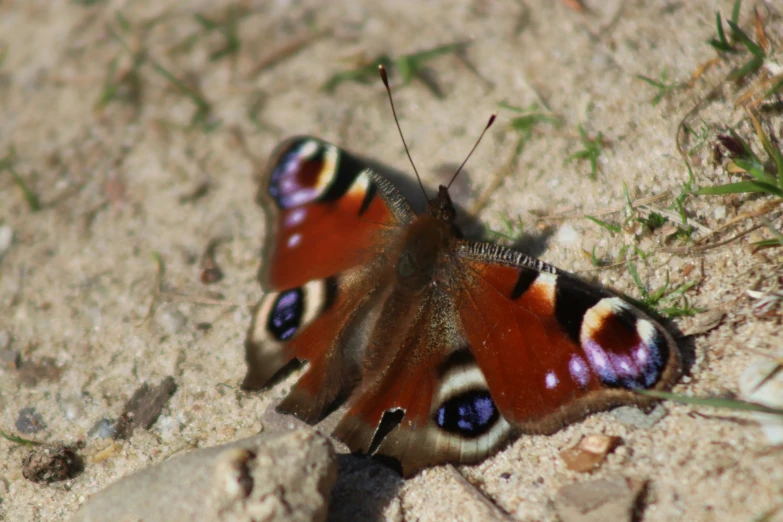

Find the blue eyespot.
[
  {"left": 435, "top": 390, "right": 498, "bottom": 437},
  {"left": 266, "top": 289, "right": 304, "bottom": 341}
]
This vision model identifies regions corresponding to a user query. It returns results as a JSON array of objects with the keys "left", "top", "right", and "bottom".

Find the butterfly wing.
[
  {"left": 243, "top": 137, "right": 414, "bottom": 423},
  {"left": 333, "top": 281, "right": 510, "bottom": 475},
  {"left": 453, "top": 241, "right": 680, "bottom": 431},
  {"left": 255, "top": 137, "right": 412, "bottom": 291},
  {"left": 333, "top": 240, "right": 680, "bottom": 476}
]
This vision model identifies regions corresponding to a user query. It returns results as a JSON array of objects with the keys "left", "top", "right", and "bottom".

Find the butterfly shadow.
[{"left": 262, "top": 401, "right": 403, "bottom": 521}]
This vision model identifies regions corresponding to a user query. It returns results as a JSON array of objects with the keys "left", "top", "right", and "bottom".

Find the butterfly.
[{"left": 241, "top": 67, "right": 681, "bottom": 477}]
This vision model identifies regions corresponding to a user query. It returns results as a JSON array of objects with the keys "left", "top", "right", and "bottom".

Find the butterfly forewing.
[
  {"left": 454, "top": 241, "right": 680, "bottom": 432},
  {"left": 243, "top": 138, "right": 414, "bottom": 410},
  {"left": 258, "top": 137, "right": 412, "bottom": 291}
]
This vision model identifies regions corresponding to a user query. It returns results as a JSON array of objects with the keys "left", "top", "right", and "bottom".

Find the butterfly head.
[{"left": 428, "top": 185, "right": 457, "bottom": 224}]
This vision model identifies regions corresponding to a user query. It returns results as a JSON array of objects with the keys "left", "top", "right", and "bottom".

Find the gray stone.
[
  {"left": 611, "top": 404, "right": 668, "bottom": 429},
  {"left": 0, "top": 225, "right": 12, "bottom": 258},
  {"left": 15, "top": 406, "right": 45, "bottom": 434},
  {"left": 87, "top": 418, "right": 116, "bottom": 439},
  {"left": 71, "top": 429, "right": 337, "bottom": 522},
  {"left": 554, "top": 475, "right": 647, "bottom": 522}
]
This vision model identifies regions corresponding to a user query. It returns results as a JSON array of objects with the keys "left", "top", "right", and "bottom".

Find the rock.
[
  {"left": 15, "top": 407, "right": 45, "bottom": 434},
  {"left": 554, "top": 475, "right": 647, "bottom": 522},
  {"left": 22, "top": 443, "right": 82, "bottom": 483},
  {"left": 87, "top": 418, "right": 116, "bottom": 439},
  {"left": 0, "top": 224, "right": 13, "bottom": 258},
  {"left": 71, "top": 429, "right": 337, "bottom": 522},
  {"left": 611, "top": 404, "right": 667, "bottom": 429},
  {"left": 559, "top": 434, "right": 621, "bottom": 472},
  {"left": 681, "top": 309, "right": 725, "bottom": 337},
  {"left": 0, "top": 329, "right": 11, "bottom": 350},
  {"left": 59, "top": 395, "right": 85, "bottom": 422},
  {"left": 156, "top": 307, "right": 187, "bottom": 335},
  {"left": 738, "top": 353, "right": 783, "bottom": 445},
  {"left": 113, "top": 376, "right": 177, "bottom": 439},
  {"left": 16, "top": 356, "right": 62, "bottom": 387}
]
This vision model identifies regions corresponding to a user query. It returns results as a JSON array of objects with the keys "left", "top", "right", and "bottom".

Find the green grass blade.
[
  {"left": 0, "top": 429, "right": 43, "bottom": 447},
  {"left": 709, "top": 12, "right": 733, "bottom": 52},
  {"left": 727, "top": 56, "right": 765, "bottom": 81},
  {"left": 636, "top": 390, "right": 783, "bottom": 416},
  {"left": 626, "top": 262, "right": 650, "bottom": 302},
  {"left": 727, "top": 21, "right": 765, "bottom": 58},
  {"left": 730, "top": 0, "right": 741, "bottom": 27},
  {"left": 696, "top": 181, "right": 782, "bottom": 196},
  {"left": 585, "top": 215, "right": 621, "bottom": 234}
]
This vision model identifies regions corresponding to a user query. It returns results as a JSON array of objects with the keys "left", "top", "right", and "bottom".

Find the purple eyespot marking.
[
  {"left": 435, "top": 390, "right": 498, "bottom": 437},
  {"left": 568, "top": 354, "right": 590, "bottom": 387},
  {"left": 266, "top": 289, "right": 304, "bottom": 341},
  {"left": 583, "top": 341, "right": 619, "bottom": 385},
  {"left": 268, "top": 142, "right": 327, "bottom": 209},
  {"left": 581, "top": 327, "right": 666, "bottom": 389}
]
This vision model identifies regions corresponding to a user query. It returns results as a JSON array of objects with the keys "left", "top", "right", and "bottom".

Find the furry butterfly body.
[{"left": 243, "top": 136, "right": 681, "bottom": 476}]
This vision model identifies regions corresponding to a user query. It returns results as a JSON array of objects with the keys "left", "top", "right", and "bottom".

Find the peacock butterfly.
[{"left": 242, "top": 66, "right": 681, "bottom": 476}]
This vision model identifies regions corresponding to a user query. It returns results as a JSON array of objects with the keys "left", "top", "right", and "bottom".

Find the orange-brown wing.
[
  {"left": 454, "top": 241, "right": 681, "bottom": 431},
  {"left": 257, "top": 137, "right": 413, "bottom": 291},
  {"left": 243, "top": 138, "right": 414, "bottom": 424},
  {"left": 332, "top": 241, "right": 680, "bottom": 477},
  {"left": 333, "top": 285, "right": 511, "bottom": 476}
]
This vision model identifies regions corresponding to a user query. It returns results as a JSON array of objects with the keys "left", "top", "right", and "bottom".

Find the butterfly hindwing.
[{"left": 333, "top": 284, "right": 515, "bottom": 475}]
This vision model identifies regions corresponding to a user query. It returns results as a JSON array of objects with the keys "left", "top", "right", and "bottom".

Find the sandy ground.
[{"left": 1, "top": 0, "right": 782, "bottom": 520}]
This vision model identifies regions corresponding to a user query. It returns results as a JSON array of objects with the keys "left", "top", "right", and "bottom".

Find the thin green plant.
[
  {"left": 696, "top": 114, "right": 783, "bottom": 198},
  {"left": 585, "top": 215, "right": 621, "bottom": 235},
  {"left": 708, "top": 0, "right": 742, "bottom": 53},
  {"left": 107, "top": 12, "right": 216, "bottom": 130},
  {"left": 322, "top": 42, "right": 470, "bottom": 96},
  {"left": 627, "top": 262, "right": 702, "bottom": 317},
  {"left": 1, "top": 149, "right": 42, "bottom": 212},
  {"left": 636, "top": 390, "right": 783, "bottom": 416},
  {"left": 566, "top": 124, "right": 604, "bottom": 180},
  {"left": 499, "top": 101, "right": 561, "bottom": 161},
  {"left": 486, "top": 213, "right": 525, "bottom": 244},
  {"left": 636, "top": 67, "right": 683, "bottom": 106}
]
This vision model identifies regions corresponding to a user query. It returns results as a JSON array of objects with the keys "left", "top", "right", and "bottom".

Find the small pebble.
[
  {"left": 0, "top": 330, "right": 10, "bottom": 350},
  {"left": 0, "top": 347, "right": 19, "bottom": 368},
  {"left": 560, "top": 434, "right": 621, "bottom": 472},
  {"left": 155, "top": 308, "right": 186, "bottom": 335},
  {"left": 556, "top": 224, "right": 580, "bottom": 246},
  {"left": 59, "top": 395, "right": 85, "bottom": 422},
  {"left": 611, "top": 404, "right": 667, "bottom": 429},
  {"left": 0, "top": 225, "right": 13, "bottom": 257},
  {"left": 738, "top": 354, "right": 783, "bottom": 445},
  {"left": 88, "top": 418, "right": 116, "bottom": 439},
  {"left": 16, "top": 407, "right": 46, "bottom": 434},
  {"left": 22, "top": 443, "right": 82, "bottom": 483}
]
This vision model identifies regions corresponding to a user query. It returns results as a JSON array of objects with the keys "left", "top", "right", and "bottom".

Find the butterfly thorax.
[{"left": 395, "top": 186, "right": 459, "bottom": 293}]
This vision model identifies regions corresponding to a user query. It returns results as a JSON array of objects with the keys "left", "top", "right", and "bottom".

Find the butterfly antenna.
[
  {"left": 446, "top": 113, "right": 496, "bottom": 190},
  {"left": 379, "top": 65, "right": 428, "bottom": 199}
]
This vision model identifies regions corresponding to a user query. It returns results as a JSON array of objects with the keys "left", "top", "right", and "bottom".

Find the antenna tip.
[
  {"left": 487, "top": 114, "right": 497, "bottom": 128},
  {"left": 379, "top": 64, "right": 389, "bottom": 87}
]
